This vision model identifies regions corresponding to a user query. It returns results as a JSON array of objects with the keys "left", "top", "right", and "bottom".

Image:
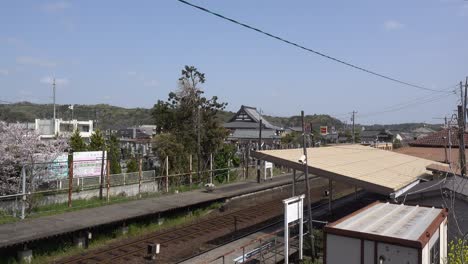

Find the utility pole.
[
  {"left": 301, "top": 110, "right": 316, "bottom": 259},
  {"left": 351, "top": 111, "right": 357, "bottom": 144},
  {"left": 257, "top": 119, "right": 262, "bottom": 183},
  {"left": 310, "top": 122, "right": 315, "bottom": 147},
  {"left": 197, "top": 107, "right": 201, "bottom": 180},
  {"left": 53, "top": 78, "right": 56, "bottom": 121},
  {"left": 459, "top": 81, "right": 466, "bottom": 177}
]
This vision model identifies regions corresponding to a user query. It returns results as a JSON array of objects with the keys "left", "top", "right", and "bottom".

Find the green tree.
[
  {"left": 89, "top": 129, "right": 106, "bottom": 151},
  {"left": 69, "top": 129, "right": 87, "bottom": 152},
  {"left": 152, "top": 133, "right": 186, "bottom": 173},
  {"left": 126, "top": 158, "right": 138, "bottom": 173},
  {"left": 213, "top": 144, "right": 240, "bottom": 182},
  {"left": 447, "top": 238, "right": 468, "bottom": 264},
  {"left": 108, "top": 134, "right": 122, "bottom": 174},
  {"left": 151, "top": 65, "right": 228, "bottom": 173},
  {"left": 393, "top": 138, "right": 402, "bottom": 149}
]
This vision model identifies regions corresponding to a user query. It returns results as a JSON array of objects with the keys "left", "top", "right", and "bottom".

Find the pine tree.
[
  {"left": 126, "top": 158, "right": 138, "bottom": 173},
  {"left": 89, "top": 129, "right": 106, "bottom": 151},
  {"left": 69, "top": 129, "right": 87, "bottom": 152}
]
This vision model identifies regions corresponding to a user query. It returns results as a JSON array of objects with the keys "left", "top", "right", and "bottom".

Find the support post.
[
  {"left": 246, "top": 143, "right": 250, "bottom": 179},
  {"left": 165, "top": 156, "right": 169, "bottom": 193},
  {"left": 99, "top": 146, "right": 105, "bottom": 200},
  {"left": 138, "top": 157, "right": 142, "bottom": 197},
  {"left": 284, "top": 203, "right": 289, "bottom": 264},
  {"left": 292, "top": 169, "right": 296, "bottom": 196},
  {"left": 68, "top": 151, "right": 73, "bottom": 208},
  {"left": 458, "top": 104, "right": 466, "bottom": 177},
  {"left": 301, "top": 110, "right": 316, "bottom": 258},
  {"left": 21, "top": 166, "right": 26, "bottom": 220},
  {"left": 352, "top": 111, "right": 357, "bottom": 144},
  {"left": 106, "top": 159, "right": 110, "bottom": 202},
  {"left": 210, "top": 153, "right": 213, "bottom": 184},
  {"left": 227, "top": 159, "right": 230, "bottom": 183},
  {"left": 328, "top": 179, "right": 333, "bottom": 213},
  {"left": 257, "top": 119, "right": 263, "bottom": 183},
  {"left": 189, "top": 154, "right": 193, "bottom": 188}
]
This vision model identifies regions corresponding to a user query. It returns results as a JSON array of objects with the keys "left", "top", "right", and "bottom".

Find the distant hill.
[
  {"left": 361, "top": 123, "right": 443, "bottom": 132},
  {"left": 0, "top": 102, "right": 441, "bottom": 133},
  {"left": 0, "top": 102, "right": 235, "bottom": 130}
]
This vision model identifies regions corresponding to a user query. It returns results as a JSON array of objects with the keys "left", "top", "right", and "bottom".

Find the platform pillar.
[
  {"left": 328, "top": 179, "right": 333, "bottom": 213},
  {"left": 17, "top": 247, "right": 32, "bottom": 264},
  {"left": 73, "top": 236, "right": 86, "bottom": 248}
]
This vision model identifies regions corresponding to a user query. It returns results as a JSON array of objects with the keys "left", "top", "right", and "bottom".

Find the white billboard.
[
  {"left": 35, "top": 151, "right": 107, "bottom": 180},
  {"left": 73, "top": 151, "right": 107, "bottom": 178}
]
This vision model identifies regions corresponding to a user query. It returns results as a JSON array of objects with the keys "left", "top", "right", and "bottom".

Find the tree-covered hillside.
[{"left": 0, "top": 102, "right": 441, "bottom": 132}]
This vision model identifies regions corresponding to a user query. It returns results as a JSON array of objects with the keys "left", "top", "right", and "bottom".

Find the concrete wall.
[{"left": 0, "top": 181, "right": 159, "bottom": 213}]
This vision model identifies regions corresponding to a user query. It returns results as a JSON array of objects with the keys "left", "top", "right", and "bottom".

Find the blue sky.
[{"left": 0, "top": 0, "right": 467, "bottom": 124}]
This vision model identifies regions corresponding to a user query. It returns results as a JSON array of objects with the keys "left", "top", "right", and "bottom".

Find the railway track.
[
  {"left": 58, "top": 183, "right": 353, "bottom": 264},
  {"left": 58, "top": 198, "right": 285, "bottom": 264}
]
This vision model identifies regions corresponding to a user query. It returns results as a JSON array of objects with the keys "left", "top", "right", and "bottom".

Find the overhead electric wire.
[
  {"left": 357, "top": 84, "right": 457, "bottom": 118},
  {"left": 177, "top": 0, "right": 449, "bottom": 93}
]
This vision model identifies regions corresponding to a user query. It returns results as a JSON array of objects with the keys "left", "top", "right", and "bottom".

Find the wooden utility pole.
[
  {"left": 165, "top": 156, "right": 169, "bottom": 193},
  {"left": 138, "top": 157, "right": 142, "bottom": 196},
  {"left": 210, "top": 153, "right": 213, "bottom": 184},
  {"left": 68, "top": 150, "right": 73, "bottom": 208},
  {"left": 189, "top": 154, "right": 193, "bottom": 188},
  {"left": 459, "top": 80, "right": 467, "bottom": 177},
  {"left": 106, "top": 159, "right": 110, "bottom": 202},
  {"left": 257, "top": 119, "right": 263, "bottom": 183},
  {"left": 197, "top": 107, "right": 201, "bottom": 181},
  {"left": 301, "top": 110, "right": 316, "bottom": 258},
  {"left": 99, "top": 145, "right": 105, "bottom": 200},
  {"left": 351, "top": 111, "right": 357, "bottom": 144}
]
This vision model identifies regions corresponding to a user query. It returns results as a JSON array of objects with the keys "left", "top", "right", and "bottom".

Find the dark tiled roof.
[
  {"left": 226, "top": 105, "right": 281, "bottom": 130},
  {"left": 227, "top": 129, "right": 280, "bottom": 140},
  {"left": 223, "top": 121, "right": 260, "bottom": 129},
  {"left": 408, "top": 128, "right": 468, "bottom": 148}
]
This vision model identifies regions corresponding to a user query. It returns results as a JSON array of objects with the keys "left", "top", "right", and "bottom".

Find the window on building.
[
  {"left": 430, "top": 236, "right": 440, "bottom": 264},
  {"left": 79, "top": 125, "right": 90, "bottom": 132}
]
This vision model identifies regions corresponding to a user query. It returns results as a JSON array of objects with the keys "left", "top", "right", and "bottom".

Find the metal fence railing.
[{"left": 0, "top": 163, "right": 280, "bottom": 222}]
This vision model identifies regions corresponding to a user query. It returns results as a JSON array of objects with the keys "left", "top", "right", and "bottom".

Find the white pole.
[
  {"left": 284, "top": 203, "right": 289, "bottom": 264},
  {"left": 299, "top": 197, "right": 304, "bottom": 260},
  {"left": 21, "top": 166, "right": 26, "bottom": 220}
]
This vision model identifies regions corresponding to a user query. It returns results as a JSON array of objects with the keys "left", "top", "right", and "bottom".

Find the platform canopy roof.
[{"left": 251, "top": 145, "right": 447, "bottom": 196}]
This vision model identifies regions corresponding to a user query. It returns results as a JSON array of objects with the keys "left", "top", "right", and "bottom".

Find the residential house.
[
  {"left": 360, "top": 129, "right": 393, "bottom": 145},
  {"left": 35, "top": 118, "right": 93, "bottom": 139}
]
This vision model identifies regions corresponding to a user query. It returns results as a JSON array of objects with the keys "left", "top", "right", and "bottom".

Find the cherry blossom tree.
[{"left": 0, "top": 121, "right": 68, "bottom": 195}]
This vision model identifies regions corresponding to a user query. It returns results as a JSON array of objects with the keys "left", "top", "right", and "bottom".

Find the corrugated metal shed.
[
  {"left": 251, "top": 145, "right": 447, "bottom": 195},
  {"left": 333, "top": 203, "right": 442, "bottom": 241}
]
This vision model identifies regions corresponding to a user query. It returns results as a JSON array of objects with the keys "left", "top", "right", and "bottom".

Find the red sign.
[{"left": 320, "top": 126, "right": 328, "bottom": 135}]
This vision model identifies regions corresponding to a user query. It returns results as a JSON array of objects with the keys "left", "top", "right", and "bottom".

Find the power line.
[
  {"left": 177, "top": 0, "right": 449, "bottom": 93},
  {"left": 358, "top": 84, "right": 457, "bottom": 118}
]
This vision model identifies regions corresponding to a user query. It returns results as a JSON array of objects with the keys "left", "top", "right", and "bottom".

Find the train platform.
[{"left": 0, "top": 173, "right": 299, "bottom": 248}]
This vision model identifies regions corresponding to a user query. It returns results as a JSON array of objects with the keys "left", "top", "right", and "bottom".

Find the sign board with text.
[{"left": 320, "top": 126, "right": 328, "bottom": 135}]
